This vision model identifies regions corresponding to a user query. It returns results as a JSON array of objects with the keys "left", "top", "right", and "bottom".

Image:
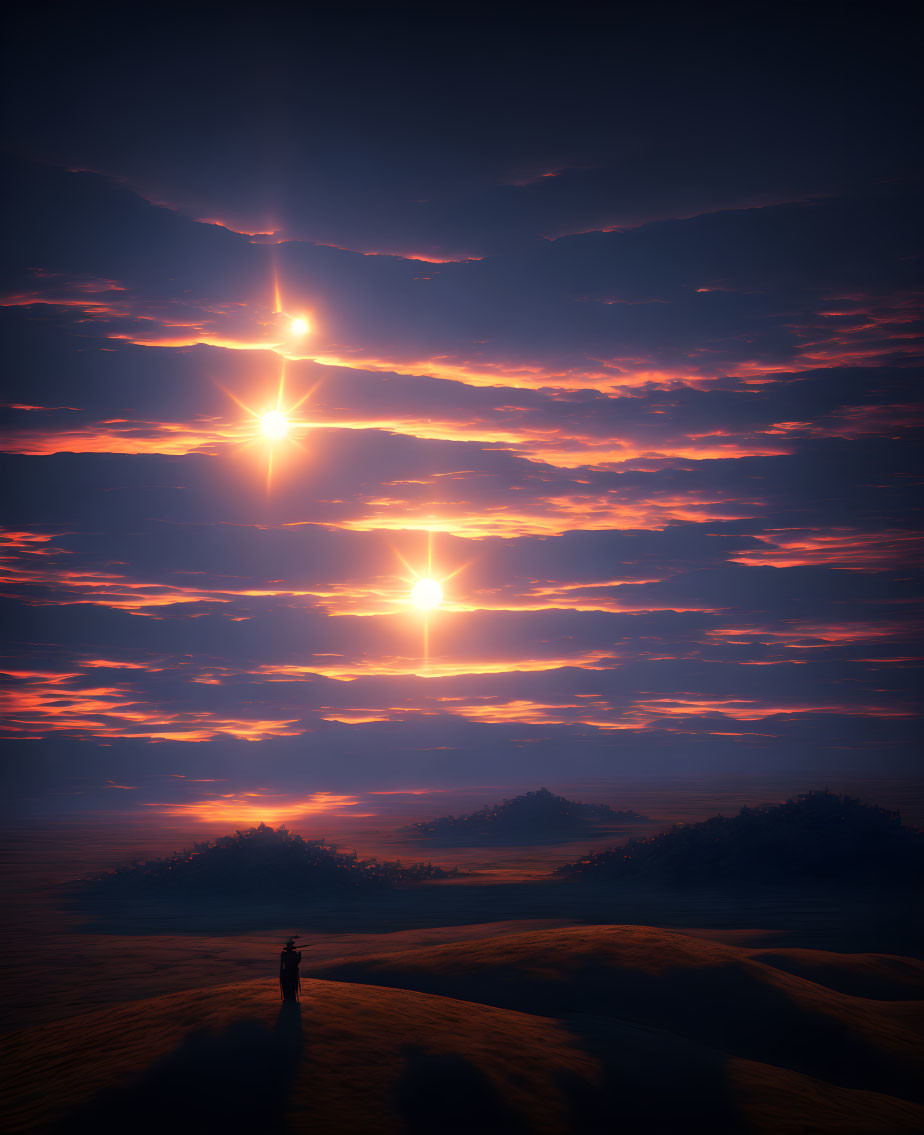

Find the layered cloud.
[{"left": 1, "top": 85, "right": 921, "bottom": 809}]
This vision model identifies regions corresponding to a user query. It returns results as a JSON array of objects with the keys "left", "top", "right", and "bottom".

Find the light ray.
[
  {"left": 392, "top": 545, "right": 421, "bottom": 580},
  {"left": 210, "top": 379, "right": 259, "bottom": 419},
  {"left": 276, "top": 363, "right": 286, "bottom": 410},
  {"left": 287, "top": 381, "right": 322, "bottom": 414},
  {"left": 441, "top": 560, "right": 474, "bottom": 583}
]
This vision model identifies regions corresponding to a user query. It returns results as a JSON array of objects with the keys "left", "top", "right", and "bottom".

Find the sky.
[{"left": 1, "top": 4, "right": 922, "bottom": 822}]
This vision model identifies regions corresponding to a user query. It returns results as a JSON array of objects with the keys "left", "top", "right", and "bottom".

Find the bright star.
[
  {"left": 289, "top": 317, "right": 309, "bottom": 337},
  {"left": 411, "top": 578, "right": 443, "bottom": 610},
  {"left": 261, "top": 409, "right": 290, "bottom": 440},
  {"left": 393, "top": 535, "right": 472, "bottom": 661}
]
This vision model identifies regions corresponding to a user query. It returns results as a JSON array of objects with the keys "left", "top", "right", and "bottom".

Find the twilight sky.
[{"left": 2, "top": 5, "right": 921, "bottom": 821}]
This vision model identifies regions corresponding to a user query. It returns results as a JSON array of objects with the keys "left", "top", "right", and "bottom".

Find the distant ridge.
[
  {"left": 407, "top": 787, "right": 648, "bottom": 845},
  {"left": 81, "top": 823, "right": 457, "bottom": 900},
  {"left": 557, "top": 791, "right": 924, "bottom": 886}
]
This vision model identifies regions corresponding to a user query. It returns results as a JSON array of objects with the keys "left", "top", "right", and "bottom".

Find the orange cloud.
[
  {"left": 189, "top": 215, "right": 486, "bottom": 262},
  {"left": 319, "top": 708, "right": 403, "bottom": 724},
  {"left": 280, "top": 572, "right": 716, "bottom": 618},
  {"left": 0, "top": 274, "right": 721, "bottom": 393},
  {"left": 303, "top": 240, "right": 485, "bottom": 264},
  {"left": 0, "top": 671, "right": 303, "bottom": 742},
  {"left": 255, "top": 648, "right": 615, "bottom": 682},
  {"left": 707, "top": 619, "right": 914, "bottom": 648},
  {"left": 626, "top": 696, "right": 912, "bottom": 722},
  {"left": 0, "top": 529, "right": 710, "bottom": 621},
  {"left": 330, "top": 491, "right": 758, "bottom": 538},
  {"left": 148, "top": 790, "right": 364, "bottom": 824},
  {"left": 0, "top": 420, "right": 238, "bottom": 456},
  {"left": 731, "top": 528, "right": 921, "bottom": 571},
  {"left": 195, "top": 217, "right": 282, "bottom": 238},
  {"left": 289, "top": 414, "right": 791, "bottom": 469},
  {"left": 0, "top": 404, "right": 793, "bottom": 472},
  {"left": 0, "top": 532, "right": 346, "bottom": 613},
  {"left": 0, "top": 530, "right": 65, "bottom": 554},
  {"left": 441, "top": 693, "right": 913, "bottom": 731},
  {"left": 7, "top": 270, "right": 921, "bottom": 401}
]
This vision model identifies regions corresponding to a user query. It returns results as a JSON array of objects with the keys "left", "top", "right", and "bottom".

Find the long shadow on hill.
[
  {"left": 396, "top": 1018, "right": 739, "bottom": 1135},
  {"left": 34, "top": 991, "right": 743, "bottom": 1135},
  {"left": 52, "top": 1001, "right": 303, "bottom": 1134},
  {"left": 396, "top": 1032, "right": 737, "bottom": 1135},
  {"left": 568, "top": 1015, "right": 739, "bottom": 1134},
  {"left": 332, "top": 953, "right": 921, "bottom": 1103},
  {"left": 398, "top": 1047, "right": 532, "bottom": 1135}
]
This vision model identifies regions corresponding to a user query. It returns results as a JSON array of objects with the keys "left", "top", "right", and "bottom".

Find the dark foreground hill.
[
  {"left": 407, "top": 787, "right": 647, "bottom": 845},
  {"left": 3, "top": 926, "right": 922, "bottom": 1134},
  {"left": 557, "top": 791, "right": 924, "bottom": 886},
  {"left": 80, "top": 823, "right": 456, "bottom": 901}
]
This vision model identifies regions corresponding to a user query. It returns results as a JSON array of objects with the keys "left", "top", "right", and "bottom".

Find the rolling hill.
[{"left": 5, "top": 925, "right": 922, "bottom": 1134}]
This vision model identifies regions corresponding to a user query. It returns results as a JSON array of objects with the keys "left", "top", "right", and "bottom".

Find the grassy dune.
[{"left": 3, "top": 925, "right": 923, "bottom": 1134}]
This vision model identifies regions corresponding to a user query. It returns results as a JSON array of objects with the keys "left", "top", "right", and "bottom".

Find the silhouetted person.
[{"left": 279, "top": 937, "right": 301, "bottom": 1002}]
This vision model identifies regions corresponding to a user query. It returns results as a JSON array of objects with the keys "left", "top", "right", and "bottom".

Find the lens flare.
[
  {"left": 290, "top": 317, "right": 309, "bottom": 337},
  {"left": 411, "top": 578, "right": 443, "bottom": 610},
  {"left": 261, "top": 410, "right": 290, "bottom": 440}
]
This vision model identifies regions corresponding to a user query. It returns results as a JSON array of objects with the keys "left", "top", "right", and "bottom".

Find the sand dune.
[
  {"left": 2, "top": 925, "right": 922, "bottom": 1134},
  {"left": 308, "top": 924, "right": 924, "bottom": 1102},
  {"left": 2, "top": 980, "right": 594, "bottom": 1134},
  {"left": 745, "top": 946, "right": 924, "bottom": 1000}
]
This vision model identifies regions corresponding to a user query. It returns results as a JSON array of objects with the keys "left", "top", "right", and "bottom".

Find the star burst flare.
[
  {"left": 218, "top": 362, "right": 315, "bottom": 489},
  {"left": 394, "top": 534, "right": 471, "bottom": 661}
]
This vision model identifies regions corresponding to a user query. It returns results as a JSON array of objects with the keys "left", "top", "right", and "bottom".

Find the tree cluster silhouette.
[
  {"left": 408, "top": 787, "right": 647, "bottom": 842},
  {"left": 83, "top": 823, "right": 457, "bottom": 898},
  {"left": 557, "top": 792, "right": 924, "bottom": 886}
]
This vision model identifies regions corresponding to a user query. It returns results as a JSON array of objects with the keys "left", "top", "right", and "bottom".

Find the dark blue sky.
[{"left": 2, "top": 4, "right": 921, "bottom": 822}]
